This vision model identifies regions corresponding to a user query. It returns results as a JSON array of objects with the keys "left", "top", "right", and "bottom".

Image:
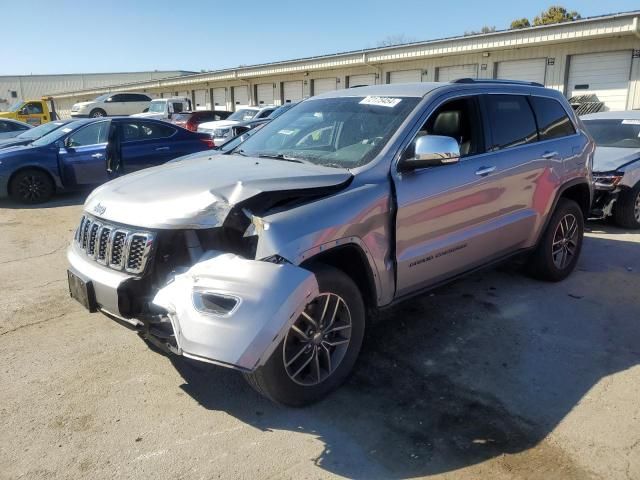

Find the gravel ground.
[{"left": 0, "top": 192, "right": 638, "bottom": 480}]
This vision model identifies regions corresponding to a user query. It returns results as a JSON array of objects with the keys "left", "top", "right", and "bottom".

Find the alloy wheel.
[
  {"left": 551, "top": 213, "right": 579, "bottom": 269},
  {"left": 634, "top": 191, "right": 640, "bottom": 222},
  {"left": 283, "top": 293, "right": 352, "bottom": 386},
  {"left": 17, "top": 175, "right": 46, "bottom": 202}
]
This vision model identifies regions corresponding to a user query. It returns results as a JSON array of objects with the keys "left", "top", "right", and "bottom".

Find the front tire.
[
  {"left": 9, "top": 169, "right": 54, "bottom": 204},
  {"left": 89, "top": 108, "right": 106, "bottom": 118},
  {"left": 244, "top": 265, "right": 365, "bottom": 406},
  {"left": 527, "top": 198, "right": 584, "bottom": 282},
  {"left": 613, "top": 183, "right": 640, "bottom": 229}
]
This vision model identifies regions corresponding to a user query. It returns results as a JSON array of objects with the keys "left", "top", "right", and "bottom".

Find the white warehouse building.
[
  {"left": 0, "top": 70, "right": 194, "bottom": 112},
  {"left": 49, "top": 11, "right": 640, "bottom": 116}
]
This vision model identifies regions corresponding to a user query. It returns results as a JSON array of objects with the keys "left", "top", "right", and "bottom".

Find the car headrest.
[{"left": 432, "top": 111, "right": 461, "bottom": 138}]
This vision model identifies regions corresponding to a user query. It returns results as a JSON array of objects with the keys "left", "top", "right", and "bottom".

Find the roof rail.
[{"left": 452, "top": 78, "right": 544, "bottom": 87}]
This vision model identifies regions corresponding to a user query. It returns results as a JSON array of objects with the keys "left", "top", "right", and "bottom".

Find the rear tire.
[
  {"left": 89, "top": 108, "right": 106, "bottom": 118},
  {"left": 244, "top": 264, "right": 365, "bottom": 407},
  {"left": 527, "top": 198, "right": 584, "bottom": 282},
  {"left": 613, "top": 183, "right": 640, "bottom": 229},
  {"left": 9, "top": 169, "right": 54, "bottom": 204}
]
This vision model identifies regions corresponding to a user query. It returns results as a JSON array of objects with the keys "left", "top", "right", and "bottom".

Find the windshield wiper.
[{"left": 257, "top": 153, "right": 307, "bottom": 163}]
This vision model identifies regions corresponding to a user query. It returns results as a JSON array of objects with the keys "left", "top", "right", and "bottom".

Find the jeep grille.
[{"left": 74, "top": 215, "right": 155, "bottom": 275}]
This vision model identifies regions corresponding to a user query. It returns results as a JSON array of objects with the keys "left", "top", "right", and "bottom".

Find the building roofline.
[
  {"left": 0, "top": 70, "right": 196, "bottom": 79},
  {"left": 48, "top": 9, "right": 640, "bottom": 98}
]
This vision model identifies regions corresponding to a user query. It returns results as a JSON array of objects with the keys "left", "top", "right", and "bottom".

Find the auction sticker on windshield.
[{"left": 359, "top": 96, "right": 402, "bottom": 108}]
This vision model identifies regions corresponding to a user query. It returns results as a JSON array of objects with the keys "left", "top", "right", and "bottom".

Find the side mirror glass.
[
  {"left": 19, "top": 108, "right": 28, "bottom": 115},
  {"left": 400, "top": 135, "right": 460, "bottom": 171}
]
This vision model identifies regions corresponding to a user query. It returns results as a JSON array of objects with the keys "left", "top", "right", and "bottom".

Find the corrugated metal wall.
[{"left": 0, "top": 71, "right": 190, "bottom": 113}]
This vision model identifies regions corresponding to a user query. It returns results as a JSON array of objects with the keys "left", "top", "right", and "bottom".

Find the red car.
[{"left": 171, "top": 110, "right": 232, "bottom": 132}]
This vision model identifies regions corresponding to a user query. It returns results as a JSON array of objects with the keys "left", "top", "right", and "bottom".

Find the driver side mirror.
[
  {"left": 399, "top": 135, "right": 460, "bottom": 171},
  {"left": 19, "top": 107, "right": 28, "bottom": 115}
]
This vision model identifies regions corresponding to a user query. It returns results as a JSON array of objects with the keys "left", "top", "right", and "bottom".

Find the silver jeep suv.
[{"left": 67, "top": 80, "right": 593, "bottom": 406}]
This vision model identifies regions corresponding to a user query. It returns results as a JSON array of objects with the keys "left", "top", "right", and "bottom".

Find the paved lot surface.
[{"left": 0, "top": 192, "right": 638, "bottom": 480}]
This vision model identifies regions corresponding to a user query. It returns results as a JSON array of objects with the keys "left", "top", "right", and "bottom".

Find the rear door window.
[
  {"left": 529, "top": 96, "right": 576, "bottom": 140},
  {"left": 484, "top": 94, "right": 538, "bottom": 150},
  {"left": 121, "top": 121, "right": 176, "bottom": 141}
]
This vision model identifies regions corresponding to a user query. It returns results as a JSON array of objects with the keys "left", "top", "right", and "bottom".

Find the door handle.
[
  {"left": 155, "top": 147, "right": 170, "bottom": 151},
  {"left": 475, "top": 166, "right": 496, "bottom": 176},
  {"left": 91, "top": 153, "right": 103, "bottom": 159},
  {"left": 542, "top": 151, "right": 560, "bottom": 159}
]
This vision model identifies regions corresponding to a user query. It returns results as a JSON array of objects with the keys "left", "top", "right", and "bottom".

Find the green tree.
[
  {"left": 510, "top": 18, "right": 531, "bottom": 29},
  {"left": 464, "top": 25, "right": 497, "bottom": 36},
  {"left": 533, "top": 6, "right": 581, "bottom": 26}
]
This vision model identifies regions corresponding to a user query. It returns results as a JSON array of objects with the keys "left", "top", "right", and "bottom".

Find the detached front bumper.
[{"left": 68, "top": 245, "right": 319, "bottom": 372}]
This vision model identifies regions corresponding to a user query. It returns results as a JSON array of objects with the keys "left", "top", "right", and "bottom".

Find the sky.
[{"left": 3, "top": 0, "right": 639, "bottom": 75}]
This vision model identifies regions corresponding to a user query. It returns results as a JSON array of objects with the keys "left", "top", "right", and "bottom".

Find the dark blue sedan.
[{"left": 0, "top": 117, "right": 214, "bottom": 203}]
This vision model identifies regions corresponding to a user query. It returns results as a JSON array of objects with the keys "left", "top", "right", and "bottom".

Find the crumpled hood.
[
  {"left": 593, "top": 147, "right": 640, "bottom": 172},
  {"left": 84, "top": 154, "right": 352, "bottom": 229}
]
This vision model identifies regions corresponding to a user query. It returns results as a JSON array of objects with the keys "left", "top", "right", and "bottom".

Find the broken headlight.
[{"left": 593, "top": 172, "right": 624, "bottom": 190}]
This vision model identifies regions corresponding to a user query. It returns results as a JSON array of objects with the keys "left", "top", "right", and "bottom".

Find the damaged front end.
[
  {"left": 590, "top": 172, "right": 623, "bottom": 219},
  {"left": 69, "top": 158, "right": 352, "bottom": 371}
]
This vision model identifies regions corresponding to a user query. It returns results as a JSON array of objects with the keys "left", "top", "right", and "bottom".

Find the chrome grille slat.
[{"left": 74, "top": 215, "right": 155, "bottom": 275}]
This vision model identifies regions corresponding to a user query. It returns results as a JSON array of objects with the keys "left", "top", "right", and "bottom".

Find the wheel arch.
[
  {"left": 7, "top": 166, "right": 58, "bottom": 195},
  {"left": 559, "top": 180, "right": 592, "bottom": 218},
  {"left": 300, "top": 243, "right": 378, "bottom": 312}
]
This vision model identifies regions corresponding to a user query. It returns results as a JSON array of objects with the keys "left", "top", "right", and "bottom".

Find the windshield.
[
  {"left": 31, "top": 120, "right": 87, "bottom": 147},
  {"left": 268, "top": 103, "right": 295, "bottom": 120},
  {"left": 148, "top": 101, "right": 165, "bottom": 113},
  {"left": 16, "top": 121, "right": 66, "bottom": 140},
  {"left": 220, "top": 125, "right": 265, "bottom": 152},
  {"left": 583, "top": 119, "right": 640, "bottom": 148},
  {"left": 8, "top": 101, "right": 23, "bottom": 112},
  {"left": 228, "top": 109, "right": 258, "bottom": 121},
  {"left": 94, "top": 93, "right": 111, "bottom": 102},
  {"left": 234, "top": 96, "right": 420, "bottom": 168}
]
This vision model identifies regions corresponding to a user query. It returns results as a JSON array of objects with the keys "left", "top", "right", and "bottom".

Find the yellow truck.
[{"left": 0, "top": 97, "right": 58, "bottom": 126}]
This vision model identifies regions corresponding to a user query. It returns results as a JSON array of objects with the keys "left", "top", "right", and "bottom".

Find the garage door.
[
  {"left": 212, "top": 88, "right": 226, "bottom": 110},
  {"left": 313, "top": 78, "right": 337, "bottom": 96},
  {"left": 389, "top": 69, "right": 422, "bottom": 84},
  {"left": 193, "top": 89, "right": 209, "bottom": 110},
  {"left": 256, "top": 83, "right": 275, "bottom": 106},
  {"left": 497, "top": 58, "right": 546, "bottom": 85},
  {"left": 436, "top": 64, "right": 478, "bottom": 82},
  {"left": 348, "top": 74, "right": 376, "bottom": 87},
  {"left": 283, "top": 81, "right": 303, "bottom": 103},
  {"left": 567, "top": 51, "right": 632, "bottom": 111},
  {"left": 233, "top": 86, "right": 250, "bottom": 109}
]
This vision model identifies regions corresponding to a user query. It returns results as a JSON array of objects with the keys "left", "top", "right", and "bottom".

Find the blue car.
[{"left": 0, "top": 117, "right": 214, "bottom": 203}]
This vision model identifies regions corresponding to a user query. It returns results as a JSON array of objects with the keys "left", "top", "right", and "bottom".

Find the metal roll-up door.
[
  {"left": 256, "top": 83, "right": 275, "bottom": 105},
  {"left": 212, "top": 88, "right": 226, "bottom": 110},
  {"left": 436, "top": 64, "right": 478, "bottom": 82},
  {"left": 567, "top": 51, "right": 632, "bottom": 111},
  {"left": 233, "top": 85, "right": 250, "bottom": 109},
  {"left": 194, "top": 89, "right": 209, "bottom": 110},
  {"left": 313, "top": 78, "right": 337, "bottom": 96},
  {"left": 283, "top": 81, "right": 303, "bottom": 103},
  {"left": 497, "top": 58, "right": 546, "bottom": 85},
  {"left": 389, "top": 69, "right": 422, "bottom": 84},
  {"left": 347, "top": 73, "right": 376, "bottom": 87}
]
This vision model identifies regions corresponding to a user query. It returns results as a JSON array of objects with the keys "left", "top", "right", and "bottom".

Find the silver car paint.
[{"left": 69, "top": 83, "right": 592, "bottom": 371}]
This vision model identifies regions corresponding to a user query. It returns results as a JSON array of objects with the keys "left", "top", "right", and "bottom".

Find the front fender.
[{"left": 152, "top": 251, "right": 319, "bottom": 371}]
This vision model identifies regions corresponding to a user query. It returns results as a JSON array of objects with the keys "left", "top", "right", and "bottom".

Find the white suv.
[
  {"left": 198, "top": 106, "right": 277, "bottom": 146},
  {"left": 70, "top": 93, "right": 152, "bottom": 118}
]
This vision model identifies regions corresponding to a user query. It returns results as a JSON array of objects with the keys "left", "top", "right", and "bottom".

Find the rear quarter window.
[
  {"left": 529, "top": 96, "right": 575, "bottom": 140},
  {"left": 485, "top": 94, "right": 538, "bottom": 150}
]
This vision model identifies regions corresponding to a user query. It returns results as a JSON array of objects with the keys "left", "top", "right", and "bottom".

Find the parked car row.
[
  {"left": 0, "top": 117, "right": 214, "bottom": 203},
  {"left": 65, "top": 80, "right": 599, "bottom": 407}
]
